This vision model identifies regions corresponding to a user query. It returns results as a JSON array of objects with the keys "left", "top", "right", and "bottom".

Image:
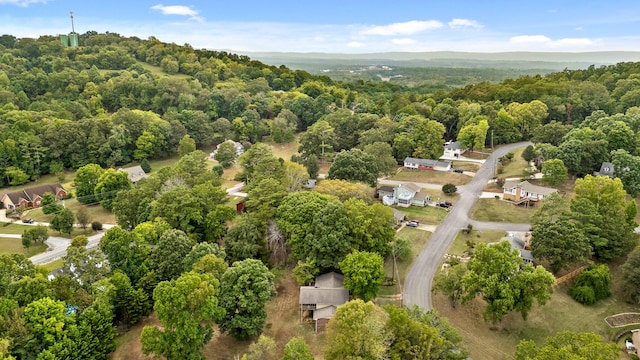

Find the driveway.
[{"left": 403, "top": 142, "right": 532, "bottom": 310}]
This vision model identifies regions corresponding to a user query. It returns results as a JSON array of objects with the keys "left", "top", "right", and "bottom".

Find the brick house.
[{"left": 1, "top": 183, "right": 67, "bottom": 210}]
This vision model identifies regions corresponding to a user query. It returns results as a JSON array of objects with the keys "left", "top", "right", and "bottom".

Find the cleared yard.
[
  {"left": 433, "top": 261, "right": 637, "bottom": 360},
  {"left": 380, "top": 227, "right": 432, "bottom": 297},
  {"left": 24, "top": 198, "right": 116, "bottom": 226},
  {"left": 0, "top": 222, "right": 37, "bottom": 234},
  {"left": 497, "top": 146, "right": 529, "bottom": 178},
  {"left": 0, "top": 236, "right": 47, "bottom": 256},
  {"left": 448, "top": 230, "right": 507, "bottom": 256},
  {"left": 395, "top": 204, "right": 448, "bottom": 225},
  {"left": 470, "top": 198, "right": 536, "bottom": 224},
  {"left": 452, "top": 161, "right": 482, "bottom": 172},
  {"left": 387, "top": 168, "right": 471, "bottom": 186}
]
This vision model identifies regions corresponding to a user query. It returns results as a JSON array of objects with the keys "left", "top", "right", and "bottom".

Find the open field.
[
  {"left": 0, "top": 222, "right": 37, "bottom": 234},
  {"left": 380, "top": 227, "right": 432, "bottom": 298},
  {"left": 0, "top": 237, "right": 47, "bottom": 256},
  {"left": 387, "top": 168, "right": 471, "bottom": 186},
  {"left": 41, "top": 258, "right": 64, "bottom": 272},
  {"left": 24, "top": 198, "right": 116, "bottom": 227},
  {"left": 452, "top": 161, "right": 482, "bottom": 172},
  {"left": 470, "top": 198, "right": 536, "bottom": 224},
  {"left": 433, "top": 261, "right": 637, "bottom": 360},
  {"left": 395, "top": 204, "right": 448, "bottom": 225},
  {"left": 448, "top": 230, "right": 508, "bottom": 256},
  {"left": 498, "top": 146, "right": 529, "bottom": 178}
]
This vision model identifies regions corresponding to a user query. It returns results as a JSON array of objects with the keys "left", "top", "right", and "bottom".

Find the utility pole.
[
  {"left": 491, "top": 129, "right": 494, "bottom": 151},
  {"left": 70, "top": 11, "right": 75, "bottom": 33}
]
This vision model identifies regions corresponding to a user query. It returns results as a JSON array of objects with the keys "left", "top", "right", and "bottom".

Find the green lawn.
[
  {"left": 0, "top": 222, "right": 37, "bottom": 234},
  {"left": 395, "top": 205, "right": 448, "bottom": 225},
  {"left": 452, "top": 161, "right": 482, "bottom": 172},
  {"left": 470, "top": 198, "right": 536, "bottom": 224},
  {"left": 0, "top": 237, "right": 47, "bottom": 256},
  {"left": 25, "top": 198, "right": 116, "bottom": 226},
  {"left": 434, "top": 260, "right": 637, "bottom": 360},
  {"left": 380, "top": 227, "right": 432, "bottom": 298},
  {"left": 497, "top": 146, "right": 529, "bottom": 178},
  {"left": 387, "top": 168, "right": 471, "bottom": 186},
  {"left": 41, "top": 258, "right": 64, "bottom": 272},
  {"left": 448, "top": 230, "right": 508, "bottom": 256}
]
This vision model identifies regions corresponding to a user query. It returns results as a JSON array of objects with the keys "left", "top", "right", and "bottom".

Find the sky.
[{"left": 1, "top": 0, "right": 640, "bottom": 53}]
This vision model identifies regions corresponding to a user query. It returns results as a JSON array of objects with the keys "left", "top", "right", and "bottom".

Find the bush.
[
  {"left": 570, "top": 285, "right": 596, "bottom": 305},
  {"left": 212, "top": 165, "right": 224, "bottom": 177},
  {"left": 442, "top": 183, "right": 457, "bottom": 195},
  {"left": 140, "top": 158, "right": 152, "bottom": 173},
  {"left": 495, "top": 177, "right": 506, "bottom": 187},
  {"left": 91, "top": 221, "right": 103, "bottom": 231},
  {"left": 569, "top": 264, "right": 611, "bottom": 305}
]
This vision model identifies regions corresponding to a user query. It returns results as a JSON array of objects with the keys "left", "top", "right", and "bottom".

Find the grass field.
[
  {"left": 497, "top": 146, "right": 529, "bottom": 178},
  {"left": 452, "top": 161, "right": 482, "bottom": 172},
  {"left": 24, "top": 198, "right": 116, "bottom": 227},
  {"left": 0, "top": 237, "right": 47, "bottom": 256},
  {"left": 470, "top": 198, "right": 537, "bottom": 224},
  {"left": 387, "top": 168, "right": 471, "bottom": 186},
  {"left": 448, "top": 230, "right": 508, "bottom": 256},
  {"left": 433, "top": 260, "right": 637, "bottom": 360},
  {"left": 0, "top": 222, "right": 37, "bottom": 234},
  {"left": 380, "top": 227, "right": 432, "bottom": 298},
  {"left": 395, "top": 205, "right": 448, "bottom": 225}
]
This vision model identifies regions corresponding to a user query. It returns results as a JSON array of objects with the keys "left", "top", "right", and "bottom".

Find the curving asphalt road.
[{"left": 403, "top": 142, "right": 532, "bottom": 310}]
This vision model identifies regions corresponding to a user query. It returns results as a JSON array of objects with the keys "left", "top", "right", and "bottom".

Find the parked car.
[
  {"left": 22, "top": 218, "right": 34, "bottom": 224},
  {"left": 437, "top": 202, "right": 452, "bottom": 208},
  {"left": 453, "top": 169, "right": 464, "bottom": 173},
  {"left": 443, "top": 201, "right": 453, "bottom": 207},
  {"left": 406, "top": 220, "right": 420, "bottom": 228}
]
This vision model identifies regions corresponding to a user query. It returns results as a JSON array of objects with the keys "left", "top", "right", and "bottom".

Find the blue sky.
[{"left": 1, "top": 0, "right": 640, "bottom": 53}]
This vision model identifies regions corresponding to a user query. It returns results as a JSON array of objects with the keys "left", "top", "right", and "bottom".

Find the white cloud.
[
  {"left": 151, "top": 4, "right": 202, "bottom": 21},
  {"left": 361, "top": 20, "right": 443, "bottom": 36},
  {"left": 448, "top": 18, "right": 483, "bottom": 29},
  {"left": 0, "top": 0, "right": 46, "bottom": 6},
  {"left": 509, "top": 34, "right": 598, "bottom": 49},
  {"left": 392, "top": 38, "right": 415, "bottom": 45},
  {"left": 553, "top": 38, "right": 596, "bottom": 47},
  {"left": 509, "top": 35, "right": 552, "bottom": 44},
  {"left": 347, "top": 41, "right": 366, "bottom": 48},
  {"left": 575, "top": 26, "right": 583, "bottom": 31}
]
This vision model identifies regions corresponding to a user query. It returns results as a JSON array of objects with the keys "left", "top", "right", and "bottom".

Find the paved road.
[
  {"left": 403, "top": 142, "right": 532, "bottom": 310},
  {"left": 29, "top": 231, "right": 107, "bottom": 265}
]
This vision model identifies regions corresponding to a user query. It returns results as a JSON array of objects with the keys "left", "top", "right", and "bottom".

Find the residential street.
[{"left": 402, "top": 142, "right": 532, "bottom": 310}]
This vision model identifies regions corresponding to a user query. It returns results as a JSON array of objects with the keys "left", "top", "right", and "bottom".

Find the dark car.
[
  {"left": 443, "top": 201, "right": 453, "bottom": 207},
  {"left": 406, "top": 220, "right": 419, "bottom": 227},
  {"left": 22, "top": 218, "right": 34, "bottom": 224},
  {"left": 453, "top": 169, "right": 464, "bottom": 173},
  {"left": 437, "top": 202, "right": 452, "bottom": 208}
]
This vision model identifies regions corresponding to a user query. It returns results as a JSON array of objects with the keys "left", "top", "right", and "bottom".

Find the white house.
[
  {"left": 443, "top": 141, "right": 465, "bottom": 158},
  {"left": 503, "top": 180, "right": 557, "bottom": 205},
  {"left": 392, "top": 183, "right": 430, "bottom": 208},
  {"left": 403, "top": 157, "right": 452, "bottom": 172}
]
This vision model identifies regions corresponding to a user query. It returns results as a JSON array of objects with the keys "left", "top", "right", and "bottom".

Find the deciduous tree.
[
  {"left": 530, "top": 219, "right": 592, "bottom": 273},
  {"left": 224, "top": 214, "right": 268, "bottom": 264},
  {"left": 514, "top": 331, "right": 618, "bottom": 360},
  {"left": 324, "top": 300, "right": 389, "bottom": 360},
  {"left": 462, "top": 242, "right": 554, "bottom": 323},
  {"left": 541, "top": 158, "right": 568, "bottom": 185},
  {"left": 74, "top": 164, "right": 104, "bottom": 204},
  {"left": 94, "top": 169, "right": 132, "bottom": 210},
  {"left": 149, "top": 229, "right": 194, "bottom": 282},
  {"left": 141, "top": 271, "right": 223, "bottom": 360},
  {"left": 339, "top": 251, "right": 385, "bottom": 301},
  {"left": 50, "top": 208, "right": 74, "bottom": 235},
  {"left": 328, "top": 148, "right": 378, "bottom": 186},
  {"left": 218, "top": 259, "right": 275, "bottom": 340}
]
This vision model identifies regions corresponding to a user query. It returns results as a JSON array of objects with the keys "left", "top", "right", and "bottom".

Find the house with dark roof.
[
  {"left": 403, "top": 157, "right": 452, "bottom": 172},
  {"left": 594, "top": 162, "right": 614, "bottom": 177},
  {"left": 443, "top": 141, "right": 465, "bottom": 158},
  {"left": 503, "top": 180, "right": 557, "bottom": 206},
  {"left": 299, "top": 272, "right": 349, "bottom": 332},
  {"left": 117, "top": 165, "right": 148, "bottom": 184},
  {"left": 1, "top": 183, "right": 67, "bottom": 210},
  {"left": 491, "top": 234, "right": 533, "bottom": 264}
]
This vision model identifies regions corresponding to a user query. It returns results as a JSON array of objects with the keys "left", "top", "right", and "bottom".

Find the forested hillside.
[{"left": 2, "top": 32, "right": 640, "bottom": 188}]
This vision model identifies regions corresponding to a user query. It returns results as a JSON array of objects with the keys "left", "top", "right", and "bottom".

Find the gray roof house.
[
  {"left": 118, "top": 165, "right": 148, "bottom": 184},
  {"left": 299, "top": 272, "right": 349, "bottom": 332},
  {"left": 491, "top": 234, "right": 533, "bottom": 264},
  {"left": 403, "top": 157, "right": 452, "bottom": 172},
  {"left": 594, "top": 162, "right": 614, "bottom": 177}
]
